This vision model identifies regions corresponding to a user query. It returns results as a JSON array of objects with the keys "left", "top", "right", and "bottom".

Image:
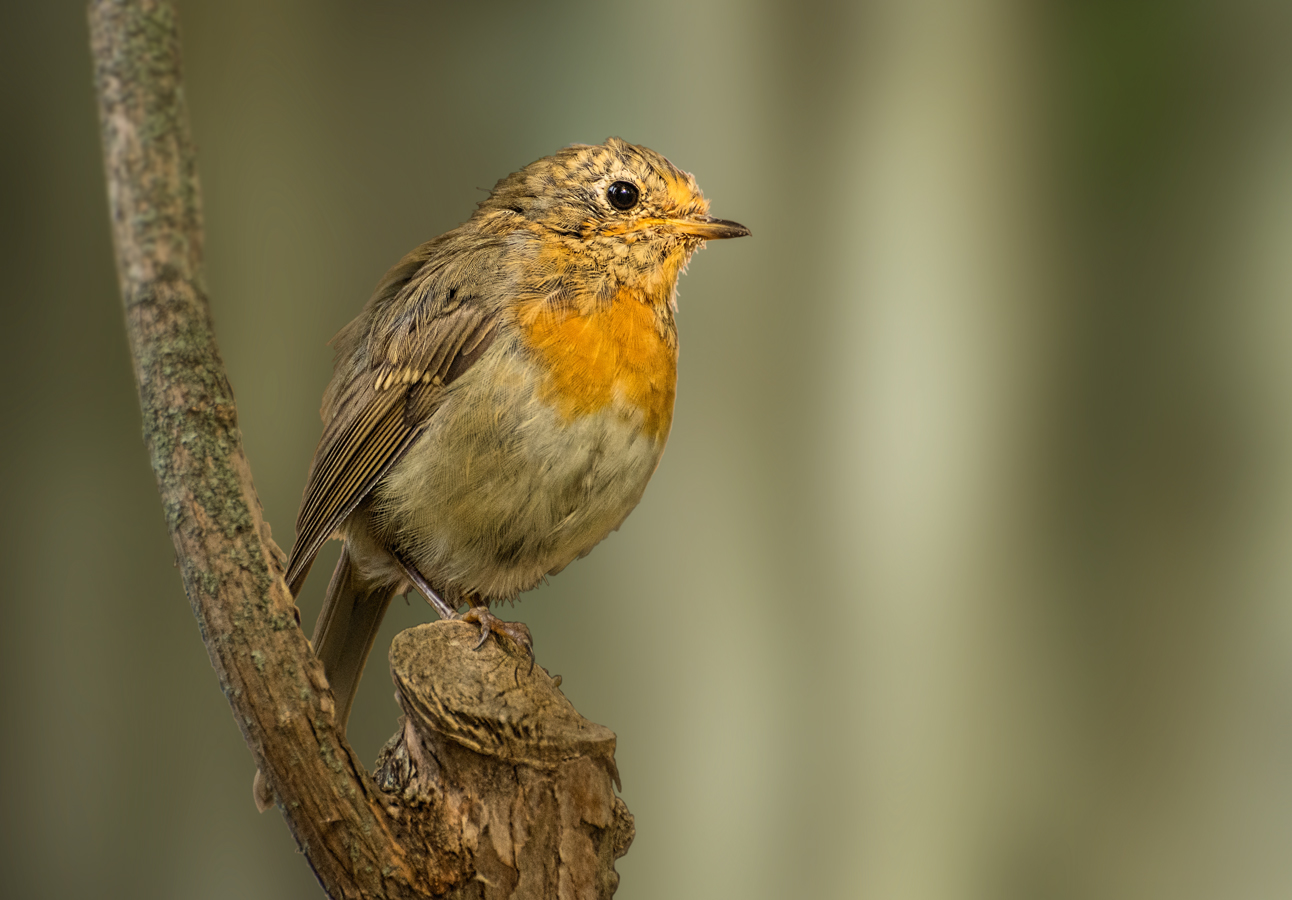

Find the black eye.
[{"left": 607, "top": 181, "right": 640, "bottom": 211}]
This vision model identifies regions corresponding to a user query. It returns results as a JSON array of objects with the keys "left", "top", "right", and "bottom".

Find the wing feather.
[{"left": 285, "top": 265, "right": 502, "bottom": 596}]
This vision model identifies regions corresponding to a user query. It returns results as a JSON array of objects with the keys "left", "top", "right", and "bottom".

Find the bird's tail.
[
  {"left": 254, "top": 545, "right": 394, "bottom": 812},
  {"left": 312, "top": 545, "right": 397, "bottom": 733}
]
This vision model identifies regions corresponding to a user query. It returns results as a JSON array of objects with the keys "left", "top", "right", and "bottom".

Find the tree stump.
[{"left": 374, "top": 621, "right": 635, "bottom": 900}]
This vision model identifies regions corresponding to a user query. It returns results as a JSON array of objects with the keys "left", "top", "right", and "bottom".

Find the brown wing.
[{"left": 284, "top": 277, "right": 499, "bottom": 596}]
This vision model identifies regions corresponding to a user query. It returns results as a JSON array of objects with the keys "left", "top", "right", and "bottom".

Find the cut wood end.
[{"left": 389, "top": 620, "right": 620, "bottom": 783}]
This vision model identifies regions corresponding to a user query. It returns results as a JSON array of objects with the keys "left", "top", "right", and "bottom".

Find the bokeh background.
[{"left": 4, "top": 1, "right": 1292, "bottom": 897}]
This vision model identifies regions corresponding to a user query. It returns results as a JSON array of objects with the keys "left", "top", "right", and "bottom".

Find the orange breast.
[{"left": 517, "top": 292, "right": 678, "bottom": 442}]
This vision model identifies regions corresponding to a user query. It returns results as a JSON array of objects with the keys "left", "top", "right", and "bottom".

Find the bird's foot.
[{"left": 460, "top": 606, "right": 534, "bottom": 668}]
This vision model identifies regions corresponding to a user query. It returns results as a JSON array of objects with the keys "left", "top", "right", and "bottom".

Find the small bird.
[{"left": 287, "top": 137, "right": 748, "bottom": 733}]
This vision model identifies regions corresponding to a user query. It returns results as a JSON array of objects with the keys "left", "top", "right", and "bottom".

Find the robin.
[{"left": 285, "top": 136, "right": 748, "bottom": 740}]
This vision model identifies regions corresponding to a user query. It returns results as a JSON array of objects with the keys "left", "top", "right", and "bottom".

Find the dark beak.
[{"left": 670, "top": 215, "right": 751, "bottom": 240}]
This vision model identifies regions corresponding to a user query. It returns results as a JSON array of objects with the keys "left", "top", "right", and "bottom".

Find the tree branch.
[{"left": 88, "top": 2, "right": 631, "bottom": 897}]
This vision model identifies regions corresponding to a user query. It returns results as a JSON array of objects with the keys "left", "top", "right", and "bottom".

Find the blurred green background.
[{"left": 4, "top": 1, "right": 1292, "bottom": 897}]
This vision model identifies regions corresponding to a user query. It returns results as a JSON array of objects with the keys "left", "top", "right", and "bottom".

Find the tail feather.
[{"left": 312, "top": 547, "right": 396, "bottom": 732}]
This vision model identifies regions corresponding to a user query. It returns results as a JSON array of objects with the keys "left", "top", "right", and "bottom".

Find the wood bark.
[{"left": 88, "top": 1, "right": 632, "bottom": 896}]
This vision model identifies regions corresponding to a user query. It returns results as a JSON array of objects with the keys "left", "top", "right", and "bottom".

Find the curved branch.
[
  {"left": 88, "top": 0, "right": 431, "bottom": 894},
  {"left": 88, "top": 2, "right": 632, "bottom": 897}
]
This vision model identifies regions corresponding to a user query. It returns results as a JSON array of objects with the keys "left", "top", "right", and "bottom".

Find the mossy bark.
[{"left": 88, "top": 1, "right": 631, "bottom": 897}]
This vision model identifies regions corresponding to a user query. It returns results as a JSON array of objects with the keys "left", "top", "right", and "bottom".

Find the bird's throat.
[{"left": 516, "top": 289, "right": 678, "bottom": 443}]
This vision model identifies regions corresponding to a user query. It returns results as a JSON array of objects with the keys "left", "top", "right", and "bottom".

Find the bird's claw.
[{"left": 460, "top": 606, "right": 535, "bottom": 671}]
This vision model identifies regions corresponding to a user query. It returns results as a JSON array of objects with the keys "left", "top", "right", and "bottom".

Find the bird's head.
[{"left": 475, "top": 138, "right": 748, "bottom": 302}]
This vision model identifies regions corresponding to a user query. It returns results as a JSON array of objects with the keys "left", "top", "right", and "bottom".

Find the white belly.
[{"left": 362, "top": 349, "right": 668, "bottom": 602}]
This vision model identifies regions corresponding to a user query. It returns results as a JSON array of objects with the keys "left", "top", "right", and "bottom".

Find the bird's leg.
[
  {"left": 392, "top": 552, "right": 459, "bottom": 621},
  {"left": 462, "top": 595, "right": 534, "bottom": 666}
]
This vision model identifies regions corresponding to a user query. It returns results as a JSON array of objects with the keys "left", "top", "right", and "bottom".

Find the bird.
[{"left": 286, "top": 136, "right": 749, "bottom": 736}]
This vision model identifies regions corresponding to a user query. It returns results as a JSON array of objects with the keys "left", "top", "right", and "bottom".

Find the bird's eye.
[{"left": 607, "top": 181, "right": 640, "bottom": 211}]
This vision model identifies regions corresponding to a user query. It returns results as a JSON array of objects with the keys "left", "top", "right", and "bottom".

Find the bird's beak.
[
  {"left": 604, "top": 214, "right": 751, "bottom": 240},
  {"left": 666, "top": 215, "right": 751, "bottom": 240}
]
